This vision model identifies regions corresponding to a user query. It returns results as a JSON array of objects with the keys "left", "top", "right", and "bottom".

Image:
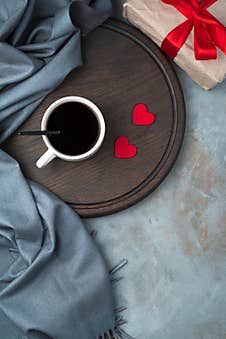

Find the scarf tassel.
[
  {"left": 97, "top": 326, "right": 135, "bottom": 339},
  {"left": 96, "top": 259, "right": 135, "bottom": 339}
]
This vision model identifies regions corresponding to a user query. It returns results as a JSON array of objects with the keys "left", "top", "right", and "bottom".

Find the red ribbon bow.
[{"left": 161, "top": 0, "right": 226, "bottom": 60}]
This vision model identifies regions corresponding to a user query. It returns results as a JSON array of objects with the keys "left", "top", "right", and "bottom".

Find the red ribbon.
[{"left": 161, "top": 0, "right": 226, "bottom": 60}]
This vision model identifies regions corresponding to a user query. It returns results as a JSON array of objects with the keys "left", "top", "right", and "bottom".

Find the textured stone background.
[{"left": 85, "top": 1, "right": 226, "bottom": 338}]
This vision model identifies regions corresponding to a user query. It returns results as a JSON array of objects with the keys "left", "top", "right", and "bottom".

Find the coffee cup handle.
[{"left": 36, "top": 149, "right": 56, "bottom": 168}]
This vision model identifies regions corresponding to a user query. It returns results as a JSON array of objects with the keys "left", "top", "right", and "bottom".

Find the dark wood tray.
[{"left": 2, "top": 20, "right": 186, "bottom": 218}]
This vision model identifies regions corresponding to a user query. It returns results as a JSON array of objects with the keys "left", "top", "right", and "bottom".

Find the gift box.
[{"left": 124, "top": 0, "right": 226, "bottom": 90}]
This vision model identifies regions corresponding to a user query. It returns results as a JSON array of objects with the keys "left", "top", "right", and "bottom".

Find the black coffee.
[{"left": 47, "top": 102, "right": 99, "bottom": 156}]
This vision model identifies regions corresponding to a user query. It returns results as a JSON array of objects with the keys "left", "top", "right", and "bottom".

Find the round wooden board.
[{"left": 2, "top": 20, "right": 186, "bottom": 218}]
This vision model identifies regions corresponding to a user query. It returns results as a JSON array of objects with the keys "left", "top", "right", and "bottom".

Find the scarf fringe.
[
  {"left": 110, "top": 259, "right": 128, "bottom": 276},
  {"left": 96, "top": 325, "right": 135, "bottom": 339},
  {"left": 95, "top": 259, "right": 135, "bottom": 339},
  {"left": 110, "top": 258, "right": 128, "bottom": 283}
]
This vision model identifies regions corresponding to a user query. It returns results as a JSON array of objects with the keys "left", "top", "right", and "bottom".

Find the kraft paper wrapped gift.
[{"left": 124, "top": 0, "right": 226, "bottom": 90}]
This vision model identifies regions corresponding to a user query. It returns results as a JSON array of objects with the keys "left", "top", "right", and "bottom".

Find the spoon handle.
[{"left": 17, "top": 130, "right": 60, "bottom": 136}]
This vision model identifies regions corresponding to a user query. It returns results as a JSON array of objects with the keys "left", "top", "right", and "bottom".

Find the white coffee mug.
[{"left": 36, "top": 96, "right": 105, "bottom": 168}]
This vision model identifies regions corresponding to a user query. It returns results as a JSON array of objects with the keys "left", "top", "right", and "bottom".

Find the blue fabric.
[
  {"left": 0, "top": 1, "right": 115, "bottom": 338},
  {"left": 0, "top": 0, "right": 80, "bottom": 142},
  {"left": 0, "top": 152, "right": 115, "bottom": 339}
]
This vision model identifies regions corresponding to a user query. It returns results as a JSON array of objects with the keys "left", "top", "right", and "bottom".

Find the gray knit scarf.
[{"left": 0, "top": 1, "right": 132, "bottom": 338}]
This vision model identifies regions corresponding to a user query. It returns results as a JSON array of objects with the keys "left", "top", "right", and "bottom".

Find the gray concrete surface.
[{"left": 85, "top": 2, "right": 226, "bottom": 338}]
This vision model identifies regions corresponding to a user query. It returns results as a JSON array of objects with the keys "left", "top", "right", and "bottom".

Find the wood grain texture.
[{"left": 2, "top": 19, "right": 186, "bottom": 218}]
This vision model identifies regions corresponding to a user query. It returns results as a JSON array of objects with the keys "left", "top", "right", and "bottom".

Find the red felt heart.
[
  {"left": 133, "top": 103, "right": 155, "bottom": 125},
  {"left": 115, "top": 136, "right": 137, "bottom": 159}
]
